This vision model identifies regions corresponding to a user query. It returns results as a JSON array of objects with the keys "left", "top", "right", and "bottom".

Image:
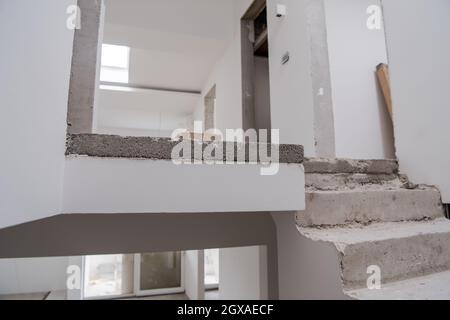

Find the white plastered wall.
[
  {"left": 184, "top": 250, "right": 205, "bottom": 300},
  {"left": 219, "top": 246, "right": 268, "bottom": 300},
  {"left": 0, "top": 0, "right": 75, "bottom": 229},
  {"left": 382, "top": 0, "right": 450, "bottom": 202},
  {"left": 95, "top": 88, "right": 199, "bottom": 137},
  {"left": 266, "top": 0, "right": 316, "bottom": 154},
  {"left": 324, "top": 0, "right": 395, "bottom": 159},
  {"left": 62, "top": 158, "right": 305, "bottom": 214},
  {"left": 272, "top": 213, "right": 349, "bottom": 300},
  {"left": 0, "top": 257, "right": 69, "bottom": 295}
]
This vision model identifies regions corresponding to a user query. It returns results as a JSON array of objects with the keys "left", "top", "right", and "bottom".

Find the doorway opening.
[{"left": 241, "top": 0, "right": 272, "bottom": 139}]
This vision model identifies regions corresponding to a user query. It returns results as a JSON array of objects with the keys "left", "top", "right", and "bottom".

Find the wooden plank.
[
  {"left": 376, "top": 63, "right": 393, "bottom": 119},
  {"left": 254, "top": 28, "right": 268, "bottom": 54}
]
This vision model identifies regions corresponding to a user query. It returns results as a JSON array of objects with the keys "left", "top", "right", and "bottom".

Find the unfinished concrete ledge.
[
  {"left": 66, "top": 133, "right": 304, "bottom": 164},
  {"left": 304, "top": 158, "right": 398, "bottom": 174},
  {"left": 297, "top": 187, "right": 444, "bottom": 227}
]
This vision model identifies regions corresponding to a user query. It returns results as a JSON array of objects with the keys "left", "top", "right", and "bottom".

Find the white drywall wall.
[
  {"left": 382, "top": 0, "right": 450, "bottom": 202},
  {"left": 184, "top": 250, "right": 205, "bottom": 300},
  {"left": 0, "top": 0, "right": 75, "bottom": 229},
  {"left": 267, "top": 0, "right": 316, "bottom": 155},
  {"left": 271, "top": 213, "right": 349, "bottom": 299},
  {"left": 324, "top": 0, "right": 395, "bottom": 159},
  {"left": 95, "top": 88, "right": 198, "bottom": 137},
  {"left": 219, "top": 246, "right": 267, "bottom": 300},
  {"left": 194, "top": 38, "right": 243, "bottom": 134},
  {"left": 0, "top": 257, "right": 69, "bottom": 295},
  {"left": 62, "top": 158, "right": 305, "bottom": 213}
]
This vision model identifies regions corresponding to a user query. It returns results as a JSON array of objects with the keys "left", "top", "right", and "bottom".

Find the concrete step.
[
  {"left": 296, "top": 187, "right": 444, "bottom": 227},
  {"left": 306, "top": 172, "right": 401, "bottom": 191},
  {"left": 299, "top": 218, "right": 450, "bottom": 290},
  {"left": 304, "top": 158, "right": 398, "bottom": 175},
  {"left": 345, "top": 270, "right": 450, "bottom": 300}
]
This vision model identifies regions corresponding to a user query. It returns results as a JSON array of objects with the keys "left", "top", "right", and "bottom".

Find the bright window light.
[
  {"left": 100, "top": 44, "right": 130, "bottom": 84},
  {"left": 204, "top": 249, "right": 219, "bottom": 288},
  {"left": 101, "top": 44, "right": 129, "bottom": 68}
]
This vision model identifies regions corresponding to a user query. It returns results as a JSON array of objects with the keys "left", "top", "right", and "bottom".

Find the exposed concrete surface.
[
  {"left": 66, "top": 133, "right": 304, "bottom": 164},
  {"left": 66, "top": 134, "right": 178, "bottom": 160},
  {"left": 345, "top": 270, "right": 450, "bottom": 300},
  {"left": 300, "top": 218, "right": 450, "bottom": 244},
  {"left": 297, "top": 187, "right": 444, "bottom": 227},
  {"left": 295, "top": 157, "right": 449, "bottom": 298},
  {"left": 304, "top": 158, "right": 398, "bottom": 174},
  {"left": 67, "top": 0, "right": 103, "bottom": 134},
  {"left": 306, "top": 173, "right": 400, "bottom": 191},
  {"left": 300, "top": 218, "right": 450, "bottom": 290},
  {"left": 305, "top": 0, "right": 336, "bottom": 158}
]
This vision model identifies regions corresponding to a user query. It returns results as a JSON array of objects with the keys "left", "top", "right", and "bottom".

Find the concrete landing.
[{"left": 345, "top": 270, "right": 450, "bottom": 300}]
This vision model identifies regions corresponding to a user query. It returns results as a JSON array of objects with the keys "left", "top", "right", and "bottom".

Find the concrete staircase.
[{"left": 296, "top": 158, "right": 450, "bottom": 299}]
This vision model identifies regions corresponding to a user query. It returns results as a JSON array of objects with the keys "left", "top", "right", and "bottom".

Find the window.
[
  {"left": 100, "top": 44, "right": 130, "bottom": 84},
  {"left": 83, "top": 254, "right": 134, "bottom": 299}
]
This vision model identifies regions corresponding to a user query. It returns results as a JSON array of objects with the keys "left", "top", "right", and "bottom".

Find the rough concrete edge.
[
  {"left": 66, "top": 133, "right": 304, "bottom": 164},
  {"left": 304, "top": 158, "right": 399, "bottom": 174},
  {"left": 295, "top": 211, "right": 444, "bottom": 232},
  {"left": 297, "top": 225, "right": 348, "bottom": 252},
  {"left": 305, "top": 0, "right": 337, "bottom": 158},
  {"left": 67, "top": 0, "right": 103, "bottom": 134},
  {"left": 343, "top": 260, "right": 450, "bottom": 292}
]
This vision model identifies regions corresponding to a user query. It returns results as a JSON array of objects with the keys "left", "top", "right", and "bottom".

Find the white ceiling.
[{"left": 103, "top": 0, "right": 238, "bottom": 92}]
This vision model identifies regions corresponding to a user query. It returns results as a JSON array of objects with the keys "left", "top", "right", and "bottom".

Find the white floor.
[
  {"left": 0, "top": 292, "right": 48, "bottom": 300},
  {"left": 205, "top": 289, "right": 220, "bottom": 300},
  {"left": 0, "top": 289, "right": 221, "bottom": 301}
]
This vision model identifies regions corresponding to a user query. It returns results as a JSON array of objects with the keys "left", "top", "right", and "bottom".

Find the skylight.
[{"left": 100, "top": 44, "right": 130, "bottom": 84}]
